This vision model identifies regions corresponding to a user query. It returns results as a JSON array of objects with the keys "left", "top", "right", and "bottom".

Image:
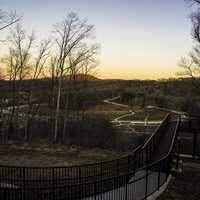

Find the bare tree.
[
  {"left": 178, "top": 10, "right": 200, "bottom": 86},
  {"left": 53, "top": 12, "right": 95, "bottom": 142},
  {"left": 24, "top": 39, "right": 50, "bottom": 141},
  {"left": 7, "top": 24, "right": 35, "bottom": 81},
  {"left": 0, "top": 12, "right": 99, "bottom": 143},
  {"left": 47, "top": 56, "right": 59, "bottom": 108},
  {"left": 81, "top": 56, "right": 99, "bottom": 82},
  {"left": 60, "top": 43, "right": 99, "bottom": 142},
  {"left": 186, "top": 0, "right": 200, "bottom": 5},
  {"left": 2, "top": 24, "right": 35, "bottom": 142},
  {"left": 0, "top": 9, "right": 21, "bottom": 31},
  {"left": 0, "top": 9, "right": 21, "bottom": 85},
  {"left": 68, "top": 44, "right": 99, "bottom": 81}
]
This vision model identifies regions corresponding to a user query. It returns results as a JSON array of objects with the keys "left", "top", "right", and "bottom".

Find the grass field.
[{"left": 0, "top": 144, "right": 127, "bottom": 167}]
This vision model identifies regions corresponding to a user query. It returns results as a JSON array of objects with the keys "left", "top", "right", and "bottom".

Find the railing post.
[
  {"left": 100, "top": 162, "right": 103, "bottom": 196},
  {"left": 149, "top": 141, "right": 152, "bottom": 159},
  {"left": 94, "top": 181, "right": 97, "bottom": 200},
  {"left": 127, "top": 155, "right": 130, "bottom": 178},
  {"left": 3, "top": 189, "right": 6, "bottom": 200},
  {"left": 176, "top": 138, "right": 181, "bottom": 169},
  {"left": 145, "top": 166, "right": 148, "bottom": 200},
  {"left": 189, "top": 115, "right": 191, "bottom": 130},
  {"left": 146, "top": 145, "right": 149, "bottom": 165},
  {"left": 23, "top": 167, "right": 26, "bottom": 200},
  {"left": 139, "top": 150, "right": 141, "bottom": 167},
  {"left": 125, "top": 174, "right": 128, "bottom": 200},
  {"left": 52, "top": 168, "right": 55, "bottom": 200},
  {"left": 198, "top": 117, "right": 200, "bottom": 131},
  {"left": 141, "top": 149, "right": 144, "bottom": 167},
  {"left": 78, "top": 166, "right": 81, "bottom": 199},
  {"left": 151, "top": 139, "right": 153, "bottom": 157},
  {"left": 117, "top": 159, "right": 119, "bottom": 177},
  {"left": 158, "top": 161, "right": 161, "bottom": 190},
  {"left": 193, "top": 131, "right": 197, "bottom": 159},
  {"left": 78, "top": 166, "right": 81, "bottom": 181}
]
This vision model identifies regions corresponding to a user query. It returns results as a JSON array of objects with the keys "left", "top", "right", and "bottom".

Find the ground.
[
  {"left": 0, "top": 103, "right": 167, "bottom": 167},
  {"left": 0, "top": 104, "right": 165, "bottom": 168},
  {"left": 0, "top": 144, "right": 127, "bottom": 167},
  {"left": 158, "top": 159, "right": 200, "bottom": 200}
]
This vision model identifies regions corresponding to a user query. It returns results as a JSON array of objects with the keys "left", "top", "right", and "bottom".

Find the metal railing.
[
  {"left": 178, "top": 114, "right": 200, "bottom": 158},
  {"left": 141, "top": 114, "right": 170, "bottom": 164},
  {"left": 0, "top": 156, "right": 171, "bottom": 200},
  {"left": 179, "top": 114, "right": 200, "bottom": 133},
  {"left": 0, "top": 113, "right": 179, "bottom": 200}
]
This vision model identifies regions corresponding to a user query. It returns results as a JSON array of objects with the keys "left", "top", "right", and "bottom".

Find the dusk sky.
[{"left": 0, "top": 0, "right": 196, "bottom": 79}]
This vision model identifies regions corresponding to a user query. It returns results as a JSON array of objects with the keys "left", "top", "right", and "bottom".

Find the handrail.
[
  {"left": 143, "top": 116, "right": 180, "bottom": 168},
  {"left": 181, "top": 113, "right": 200, "bottom": 118},
  {"left": 137, "top": 113, "right": 171, "bottom": 166},
  {"left": 142, "top": 113, "right": 170, "bottom": 149}
]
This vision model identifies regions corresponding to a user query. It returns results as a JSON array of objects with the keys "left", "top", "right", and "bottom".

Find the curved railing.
[
  {"left": 179, "top": 114, "right": 200, "bottom": 133},
  {"left": 177, "top": 114, "right": 200, "bottom": 158},
  {"left": 141, "top": 114, "right": 171, "bottom": 163},
  {"left": 0, "top": 113, "right": 174, "bottom": 200}
]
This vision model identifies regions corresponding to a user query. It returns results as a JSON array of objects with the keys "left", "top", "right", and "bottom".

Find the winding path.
[
  {"left": 83, "top": 98, "right": 180, "bottom": 200},
  {"left": 103, "top": 96, "right": 161, "bottom": 134}
]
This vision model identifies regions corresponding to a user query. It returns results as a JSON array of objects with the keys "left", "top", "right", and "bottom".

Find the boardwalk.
[
  {"left": 82, "top": 116, "right": 179, "bottom": 200},
  {"left": 150, "top": 121, "right": 177, "bottom": 163},
  {"left": 84, "top": 171, "right": 167, "bottom": 200}
]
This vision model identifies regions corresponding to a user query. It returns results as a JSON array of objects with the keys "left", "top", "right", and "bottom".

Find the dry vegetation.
[{"left": 0, "top": 144, "right": 126, "bottom": 167}]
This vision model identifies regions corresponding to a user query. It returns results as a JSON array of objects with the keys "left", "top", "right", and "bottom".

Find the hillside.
[{"left": 63, "top": 74, "right": 100, "bottom": 80}]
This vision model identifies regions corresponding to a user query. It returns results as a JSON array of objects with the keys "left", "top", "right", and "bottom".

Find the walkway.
[
  {"left": 149, "top": 121, "right": 178, "bottom": 163},
  {"left": 104, "top": 95, "right": 179, "bottom": 163},
  {"left": 104, "top": 96, "right": 162, "bottom": 134},
  {"left": 82, "top": 119, "right": 178, "bottom": 200}
]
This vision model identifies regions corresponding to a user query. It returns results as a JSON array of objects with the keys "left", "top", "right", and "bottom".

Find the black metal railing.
[
  {"left": 0, "top": 154, "right": 175, "bottom": 200},
  {"left": 179, "top": 114, "right": 200, "bottom": 133},
  {"left": 178, "top": 114, "right": 200, "bottom": 158},
  {"left": 0, "top": 114, "right": 180, "bottom": 200},
  {"left": 141, "top": 113, "right": 170, "bottom": 164}
]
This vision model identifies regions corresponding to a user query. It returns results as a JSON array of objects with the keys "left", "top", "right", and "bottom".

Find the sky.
[{"left": 0, "top": 0, "right": 196, "bottom": 79}]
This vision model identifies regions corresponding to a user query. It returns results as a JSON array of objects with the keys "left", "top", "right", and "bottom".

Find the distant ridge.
[{"left": 63, "top": 74, "right": 100, "bottom": 80}]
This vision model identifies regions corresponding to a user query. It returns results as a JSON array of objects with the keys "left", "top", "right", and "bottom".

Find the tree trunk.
[{"left": 54, "top": 76, "right": 62, "bottom": 142}]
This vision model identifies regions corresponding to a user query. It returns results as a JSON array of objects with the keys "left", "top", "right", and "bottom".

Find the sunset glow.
[{"left": 0, "top": 0, "right": 194, "bottom": 79}]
